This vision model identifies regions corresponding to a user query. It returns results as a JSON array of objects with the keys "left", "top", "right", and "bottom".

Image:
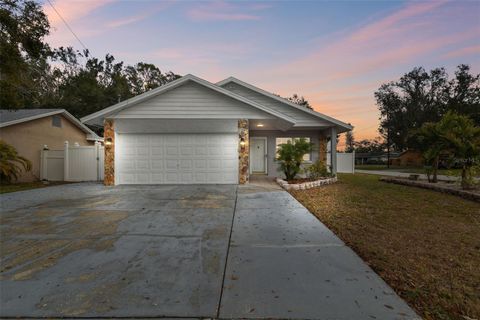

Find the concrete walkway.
[
  {"left": 220, "top": 181, "right": 419, "bottom": 319},
  {"left": 356, "top": 169, "right": 459, "bottom": 181}
]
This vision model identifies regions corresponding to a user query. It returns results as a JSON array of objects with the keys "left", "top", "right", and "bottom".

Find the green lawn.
[
  {"left": 291, "top": 174, "right": 480, "bottom": 320},
  {"left": 0, "top": 181, "right": 69, "bottom": 194},
  {"left": 356, "top": 164, "right": 463, "bottom": 176}
]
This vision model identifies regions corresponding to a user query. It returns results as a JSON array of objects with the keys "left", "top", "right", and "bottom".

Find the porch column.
[
  {"left": 318, "top": 135, "right": 328, "bottom": 165},
  {"left": 238, "top": 119, "right": 249, "bottom": 184},
  {"left": 330, "top": 126, "right": 337, "bottom": 175},
  {"left": 104, "top": 119, "right": 115, "bottom": 186}
]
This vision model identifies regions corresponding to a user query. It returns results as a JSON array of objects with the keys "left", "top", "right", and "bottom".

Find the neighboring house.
[
  {"left": 0, "top": 109, "right": 102, "bottom": 182},
  {"left": 390, "top": 150, "right": 423, "bottom": 167},
  {"left": 355, "top": 152, "right": 401, "bottom": 165},
  {"left": 81, "top": 74, "right": 352, "bottom": 185}
]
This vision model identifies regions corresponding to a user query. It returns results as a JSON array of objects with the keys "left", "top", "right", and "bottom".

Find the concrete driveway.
[{"left": 0, "top": 182, "right": 418, "bottom": 319}]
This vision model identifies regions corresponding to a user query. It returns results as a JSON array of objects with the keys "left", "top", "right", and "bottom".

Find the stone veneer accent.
[
  {"left": 319, "top": 135, "right": 327, "bottom": 165},
  {"left": 104, "top": 119, "right": 115, "bottom": 186},
  {"left": 238, "top": 119, "right": 249, "bottom": 184}
]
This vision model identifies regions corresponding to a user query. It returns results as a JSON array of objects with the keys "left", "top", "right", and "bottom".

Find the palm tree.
[{"left": 0, "top": 140, "right": 32, "bottom": 183}]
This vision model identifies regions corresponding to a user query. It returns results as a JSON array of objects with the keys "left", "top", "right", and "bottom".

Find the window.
[
  {"left": 275, "top": 137, "right": 311, "bottom": 161},
  {"left": 52, "top": 115, "right": 62, "bottom": 128}
]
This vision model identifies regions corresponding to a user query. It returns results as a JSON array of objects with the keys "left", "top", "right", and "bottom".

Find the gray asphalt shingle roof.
[{"left": 0, "top": 109, "right": 62, "bottom": 124}]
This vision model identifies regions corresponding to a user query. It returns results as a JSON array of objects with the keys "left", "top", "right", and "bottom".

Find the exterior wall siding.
[
  {"left": 221, "top": 82, "right": 331, "bottom": 127},
  {"left": 113, "top": 81, "right": 274, "bottom": 120},
  {"left": 250, "top": 129, "right": 325, "bottom": 178},
  {"left": 0, "top": 115, "right": 93, "bottom": 182}
]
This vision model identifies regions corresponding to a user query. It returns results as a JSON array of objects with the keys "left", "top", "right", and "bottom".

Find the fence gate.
[{"left": 40, "top": 141, "right": 104, "bottom": 182}]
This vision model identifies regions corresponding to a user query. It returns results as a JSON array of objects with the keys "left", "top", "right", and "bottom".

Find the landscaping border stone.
[
  {"left": 276, "top": 176, "right": 337, "bottom": 190},
  {"left": 380, "top": 177, "right": 480, "bottom": 203}
]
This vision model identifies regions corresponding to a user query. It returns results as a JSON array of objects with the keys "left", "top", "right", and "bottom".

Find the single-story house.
[
  {"left": 355, "top": 152, "right": 401, "bottom": 165},
  {"left": 0, "top": 109, "right": 102, "bottom": 182},
  {"left": 389, "top": 150, "right": 423, "bottom": 167},
  {"left": 81, "top": 74, "right": 352, "bottom": 185}
]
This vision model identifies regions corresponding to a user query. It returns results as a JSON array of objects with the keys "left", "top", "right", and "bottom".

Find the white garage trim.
[{"left": 115, "top": 133, "right": 238, "bottom": 185}]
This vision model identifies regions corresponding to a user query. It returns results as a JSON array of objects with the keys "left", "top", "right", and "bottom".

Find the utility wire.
[{"left": 46, "top": 0, "right": 90, "bottom": 53}]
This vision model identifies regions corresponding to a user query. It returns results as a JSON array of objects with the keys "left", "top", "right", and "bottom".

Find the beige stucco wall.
[{"left": 0, "top": 115, "right": 94, "bottom": 182}]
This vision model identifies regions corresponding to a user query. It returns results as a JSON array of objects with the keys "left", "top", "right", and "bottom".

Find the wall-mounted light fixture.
[
  {"left": 240, "top": 137, "right": 246, "bottom": 149},
  {"left": 105, "top": 137, "right": 113, "bottom": 147},
  {"left": 256, "top": 123, "right": 264, "bottom": 127}
]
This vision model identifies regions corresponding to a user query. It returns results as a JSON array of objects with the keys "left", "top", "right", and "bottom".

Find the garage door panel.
[
  {"left": 165, "top": 172, "right": 179, "bottom": 183},
  {"left": 117, "top": 133, "right": 238, "bottom": 184},
  {"left": 152, "top": 160, "right": 164, "bottom": 169},
  {"left": 151, "top": 173, "right": 164, "bottom": 183}
]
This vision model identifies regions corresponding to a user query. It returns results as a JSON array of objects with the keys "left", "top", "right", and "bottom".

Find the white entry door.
[
  {"left": 116, "top": 133, "right": 238, "bottom": 184},
  {"left": 250, "top": 137, "right": 267, "bottom": 173}
]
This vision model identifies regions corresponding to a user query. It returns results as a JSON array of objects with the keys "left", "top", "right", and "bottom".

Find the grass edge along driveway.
[{"left": 291, "top": 174, "right": 480, "bottom": 320}]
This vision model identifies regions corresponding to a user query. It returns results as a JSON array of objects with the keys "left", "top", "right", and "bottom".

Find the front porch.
[{"left": 241, "top": 118, "right": 338, "bottom": 182}]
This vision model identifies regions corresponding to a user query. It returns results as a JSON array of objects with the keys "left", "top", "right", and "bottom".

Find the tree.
[
  {"left": 276, "top": 138, "right": 313, "bottom": 180},
  {"left": 0, "top": 2, "right": 181, "bottom": 120},
  {"left": 416, "top": 112, "right": 480, "bottom": 188},
  {"left": 345, "top": 131, "right": 354, "bottom": 152},
  {"left": 446, "top": 64, "right": 480, "bottom": 125},
  {"left": 0, "top": 0, "right": 51, "bottom": 109},
  {"left": 375, "top": 67, "right": 449, "bottom": 151},
  {"left": 354, "top": 138, "right": 386, "bottom": 154},
  {"left": 439, "top": 112, "right": 480, "bottom": 189},
  {"left": 0, "top": 139, "right": 31, "bottom": 183},
  {"left": 36, "top": 48, "right": 181, "bottom": 119},
  {"left": 287, "top": 94, "right": 313, "bottom": 110}
]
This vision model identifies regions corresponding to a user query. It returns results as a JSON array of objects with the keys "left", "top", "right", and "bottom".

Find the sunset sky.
[{"left": 41, "top": 0, "right": 480, "bottom": 147}]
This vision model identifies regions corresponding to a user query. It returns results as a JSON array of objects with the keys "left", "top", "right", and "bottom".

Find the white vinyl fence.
[
  {"left": 336, "top": 151, "right": 355, "bottom": 173},
  {"left": 327, "top": 151, "right": 355, "bottom": 174},
  {"left": 40, "top": 141, "right": 104, "bottom": 182}
]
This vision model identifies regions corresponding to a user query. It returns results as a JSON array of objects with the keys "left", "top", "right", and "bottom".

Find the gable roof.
[
  {"left": 0, "top": 109, "right": 102, "bottom": 141},
  {"left": 0, "top": 109, "right": 60, "bottom": 124},
  {"left": 216, "top": 77, "right": 353, "bottom": 132},
  {"left": 81, "top": 74, "right": 296, "bottom": 125}
]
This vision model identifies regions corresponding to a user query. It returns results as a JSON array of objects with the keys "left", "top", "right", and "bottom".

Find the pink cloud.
[
  {"left": 44, "top": 0, "right": 115, "bottom": 48},
  {"left": 44, "top": 0, "right": 114, "bottom": 28},
  {"left": 187, "top": 1, "right": 262, "bottom": 21},
  {"left": 105, "top": 2, "right": 174, "bottom": 28},
  {"left": 442, "top": 44, "right": 480, "bottom": 59},
  {"left": 350, "top": 0, "right": 448, "bottom": 43}
]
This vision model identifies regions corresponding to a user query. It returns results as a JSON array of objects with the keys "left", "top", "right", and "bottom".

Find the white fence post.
[
  {"left": 63, "top": 141, "right": 69, "bottom": 181},
  {"left": 95, "top": 141, "right": 100, "bottom": 180},
  {"left": 40, "top": 146, "right": 48, "bottom": 180},
  {"left": 352, "top": 150, "right": 355, "bottom": 174}
]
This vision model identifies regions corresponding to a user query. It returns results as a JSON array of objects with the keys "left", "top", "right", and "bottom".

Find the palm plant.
[
  {"left": 276, "top": 138, "right": 313, "bottom": 181},
  {"left": 439, "top": 112, "right": 480, "bottom": 189},
  {"left": 0, "top": 140, "right": 32, "bottom": 183},
  {"left": 416, "top": 122, "right": 448, "bottom": 183}
]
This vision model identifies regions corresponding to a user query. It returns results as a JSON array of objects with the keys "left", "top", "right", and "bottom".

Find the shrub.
[
  {"left": 306, "top": 160, "right": 329, "bottom": 179},
  {"left": 0, "top": 140, "right": 32, "bottom": 183},
  {"left": 276, "top": 138, "right": 313, "bottom": 180}
]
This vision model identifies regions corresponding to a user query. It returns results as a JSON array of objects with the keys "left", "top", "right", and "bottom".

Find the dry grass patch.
[{"left": 291, "top": 174, "right": 480, "bottom": 320}]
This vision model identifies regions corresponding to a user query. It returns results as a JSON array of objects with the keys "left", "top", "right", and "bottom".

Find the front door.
[{"left": 250, "top": 137, "right": 267, "bottom": 174}]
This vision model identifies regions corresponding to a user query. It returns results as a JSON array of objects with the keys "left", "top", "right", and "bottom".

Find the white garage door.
[{"left": 116, "top": 133, "right": 238, "bottom": 184}]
